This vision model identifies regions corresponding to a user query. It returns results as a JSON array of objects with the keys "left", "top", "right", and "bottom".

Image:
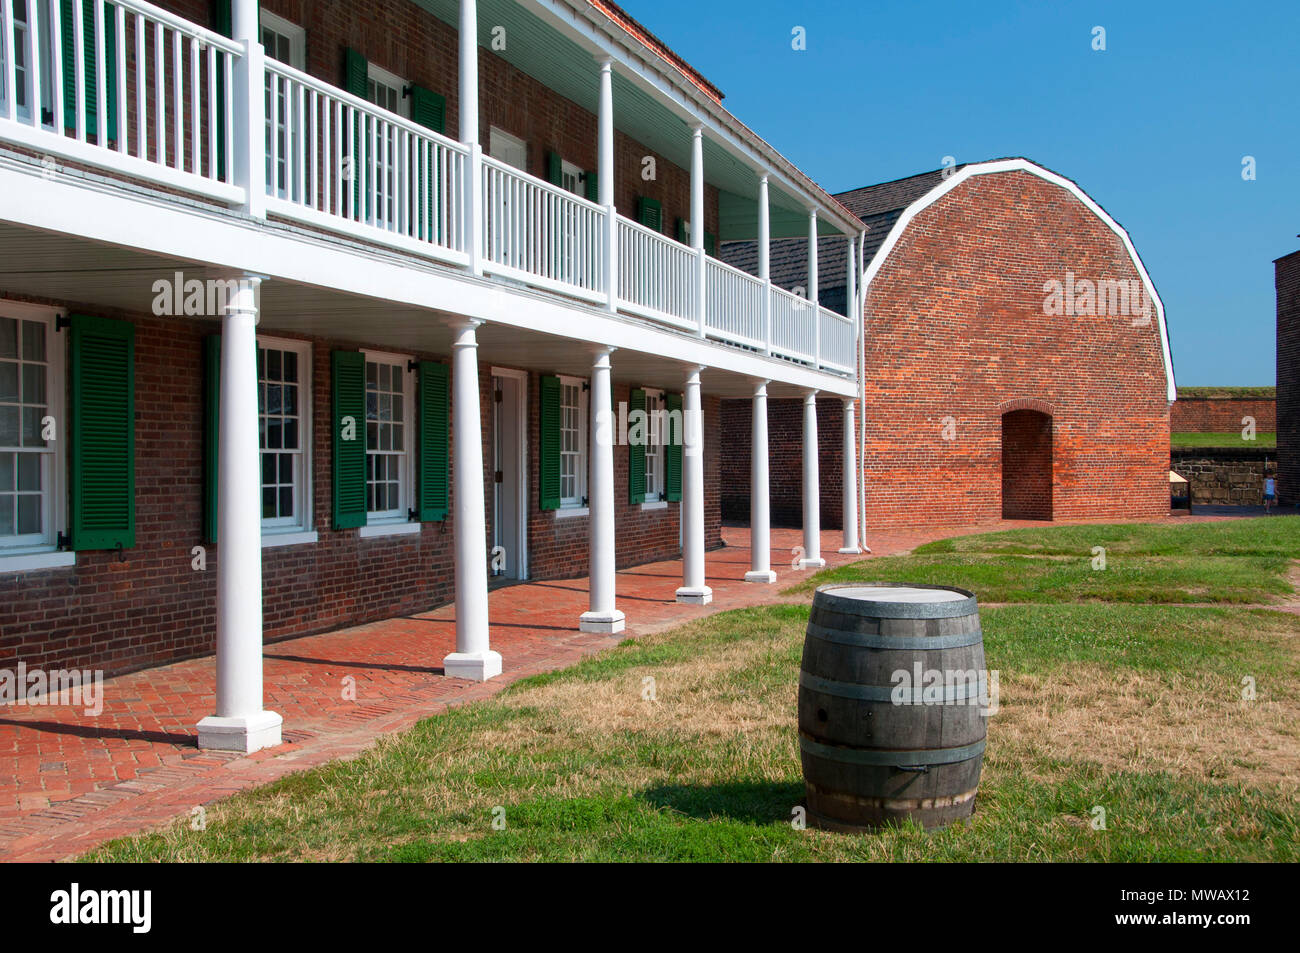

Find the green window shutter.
[
  {"left": 69, "top": 314, "right": 135, "bottom": 551},
  {"left": 202, "top": 334, "right": 221, "bottom": 543},
  {"left": 546, "top": 150, "right": 563, "bottom": 187},
  {"left": 213, "top": 1, "right": 233, "bottom": 180},
  {"left": 584, "top": 170, "right": 599, "bottom": 203},
  {"left": 410, "top": 84, "right": 446, "bottom": 135},
  {"left": 331, "top": 350, "right": 367, "bottom": 529},
  {"left": 637, "top": 196, "right": 663, "bottom": 232},
  {"left": 705, "top": 231, "right": 717, "bottom": 258},
  {"left": 665, "top": 391, "right": 682, "bottom": 503},
  {"left": 212, "top": 0, "right": 232, "bottom": 37},
  {"left": 61, "top": 1, "right": 119, "bottom": 140},
  {"left": 343, "top": 49, "right": 369, "bottom": 217},
  {"left": 417, "top": 361, "right": 449, "bottom": 521},
  {"left": 675, "top": 217, "right": 688, "bottom": 244},
  {"left": 539, "top": 375, "right": 561, "bottom": 511},
  {"left": 628, "top": 387, "right": 646, "bottom": 505}
]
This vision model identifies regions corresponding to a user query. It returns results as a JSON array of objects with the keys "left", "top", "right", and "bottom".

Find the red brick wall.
[
  {"left": 1278, "top": 251, "right": 1300, "bottom": 507},
  {"left": 0, "top": 300, "right": 713, "bottom": 677},
  {"left": 721, "top": 396, "right": 844, "bottom": 530},
  {"left": 1170, "top": 398, "right": 1276, "bottom": 433},
  {"left": 1001, "top": 409, "right": 1053, "bottom": 519},
  {"left": 858, "top": 171, "right": 1169, "bottom": 528}
]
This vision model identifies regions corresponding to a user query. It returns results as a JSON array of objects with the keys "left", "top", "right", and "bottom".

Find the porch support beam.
[
  {"left": 758, "top": 173, "right": 772, "bottom": 355},
  {"left": 800, "top": 389, "right": 826, "bottom": 570},
  {"left": 808, "top": 208, "right": 820, "bottom": 366},
  {"left": 676, "top": 365, "right": 712, "bottom": 604},
  {"left": 598, "top": 57, "right": 617, "bottom": 313},
  {"left": 232, "top": 0, "right": 266, "bottom": 218},
  {"left": 444, "top": 319, "right": 502, "bottom": 680},
  {"left": 691, "top": 124, "right": 706, "bottom": 338},
  {"left": 197, "top": 276, "right": 281, "bottom": 752},
  {"left": 838, "top": 398, "right": 862, "bottom": 554},
  {"left": 580, "top": 347, "right": 625, "bottom": 633},
  {"left": 460, "top": 0, "right": 483, "bottom": 274},
  {"left": 744, "top": 379, "right": 776, "bottom": 583}
]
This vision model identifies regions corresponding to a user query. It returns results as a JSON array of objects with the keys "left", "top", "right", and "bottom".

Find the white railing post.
[
  {"left": 460, "top": 0, "right": 483, "bottom": 274},
  {"left": 808, "top": 207, "right": 820, "bottom": 367},
  {"left": 691, "top": 123, "right": 706, "bottom": 337},
  {"left": 598, "top": 57, "right": 617, "bottom": 312},
  {"left": 232, "top": 0, "right": 265, "bottom": 217},
  {"left": 759, "top": 173, "right": 772, "bottom": 355}
]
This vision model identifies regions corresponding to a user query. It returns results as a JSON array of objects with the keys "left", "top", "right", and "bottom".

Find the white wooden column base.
[
  {"left": 675, "top": 586, "right": 713, "bottom": 605},
  {"left": 744, "top": 570, "right": 777, "bottom": 584},
  {"left": 579, "top": 609, "right": 626, "bottom": 634},
  {"left": 443, "top": 650, "right": 503, "bottom": 682},
  {"left": 838, "top": 546, "right": 863, "bottom": 555},
  {"left": 799, "top": 557, "right": 827, "bottom": 570},
  {"left": 197, "top": 711, "right": 282, "bottom": 754}
]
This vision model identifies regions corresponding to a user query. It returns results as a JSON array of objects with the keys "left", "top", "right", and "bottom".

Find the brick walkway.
[{"left": 0, "top": 515, "right": 1225, "bottom": 861}]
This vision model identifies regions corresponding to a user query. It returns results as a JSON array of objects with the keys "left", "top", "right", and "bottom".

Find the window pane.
[
  {"left": 0, "top": 319, "right": 16, "bottom": 359},
  {"left": 267, "top": 348, "right": 281, "bottom": 380},
  {"left": 0, "top": 453, "right": 13, "bottom": 492},
  {"left": 16, "top": 453, "right": 39, "bottom": 492},
  {"left": 283, "top": 383, "right": 298, "bottom": 415},
  {"left": 263, "top": 486, "right": 276, "bottom": 519},
  {"left": 0, "top": 406, "right": 18, "bottom": 446},
  {"left": 279, "top": 486, "right": 293, "bottom": 517},
  {"left": 21, "top": 364, "right": 44, "bottom": 404},
  {"left": 283, "top": 350, "right": 298, "bottom": 382},
  {"left": 0, "top": 499, "right": 13, "bottom": 536},
  {"left": 16, "top": 494, "right": 39, "bottom": 534},
  {"left": 284, "top": 418, "right": 298, "bottom": 451},
  {"left": 21, "top": 407, "right": 43, "bottom": 446},
  {"left": 21, "top": 320, "right": 45, "bottom": 361},
  {"left": 0, "top": 362, "right": 16, "bottom": 402},
  {"left": 279, "top": 453, "right": 293, "bottom": 483}
]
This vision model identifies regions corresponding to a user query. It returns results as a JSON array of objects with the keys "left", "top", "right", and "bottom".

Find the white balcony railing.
[
  {"left": 481, "top": 155, "right": 605, "bottom": 301},
  {"left": 0, "top": 0, "right": 241, "bottom": 200},
  {"left": 0, "top": 0, "right": 857, "bottom": 379},
  {"left": 262, "top": 59, "right": 469, "bottom": 262},
  {"left": 705, "top": 256, "right": 765, "bottom": 350},
  {"left": 616, "top": 215, "right": 697, "bottom": 330}
]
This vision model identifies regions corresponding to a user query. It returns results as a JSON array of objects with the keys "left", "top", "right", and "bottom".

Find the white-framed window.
[
  {"left": 365, "top": 62, "right": 409, "bottom": 226},
  {"left": 262, "top": 10, "right": 307, "bottom": 199},
  {"left": 489, "top": 127, "right": 527, "bottom": 173},
  {"left": 560, "top": 159, "right": 584, "bottom": 196},
  {"left": 364, "top": 350, "right": 413, "bottom": 523},
  {"left": 258, "top": 337, "right": 311, "bottom": 537},
  {"left": 0, "top": 303, "right": 63, "bottom": 555},
  {"left": 643, "top": 388, "right": 665, "bottom": 503},
  {"left": 2, "top": 0, "right": 56, "bottom": 127},
  {"left": 558, "top": 375, "right": 587, "bottom": 508}
]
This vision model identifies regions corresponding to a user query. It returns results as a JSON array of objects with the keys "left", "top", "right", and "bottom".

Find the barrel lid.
[{"left": 812, "top": 582, "right": 978, "bottom": 619}]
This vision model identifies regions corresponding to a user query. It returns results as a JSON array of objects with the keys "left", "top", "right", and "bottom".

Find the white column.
[
  {"left": 691, "top": 124, "right": 706, "bottom": 338},
  {"left": 800, "top": 390, "right": 826, "bottom": 570},
  {"left": 581, "top": 348, "right": 625, "bottom": 633},
  {"left": 838, "top": 398, "right": 862, "bottom": 554},
  {"left": 745, "top": 380, "right": 776, "bottom": 583},
  {"left": 759, "top": 174, "right": 772, "bottom": 355},
  {"left": 460, "top": 0, "right": 483, "bottom": 275},
  {"left": 808, "top": 208, "right": 820, "bottom": 366},
  {"left": 444, "top": 320, "right": 501, "bottom": 680},
  {"left": 197, "top": 277, "right": 281, "bottom": 752},
  {"left": 676, "top": 366, "right": 712, "bottom": 604},
  {"left": 598, "top": 57, "right": 617, "bottom": 313},
  {"left": 232, "top": 0, "right": 265, "bottom": 218}
]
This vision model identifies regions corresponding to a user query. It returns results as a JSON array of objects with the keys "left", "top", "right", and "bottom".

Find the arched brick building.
[{"left": 721, "top": 157, "right": 1175, "bottom": 530}]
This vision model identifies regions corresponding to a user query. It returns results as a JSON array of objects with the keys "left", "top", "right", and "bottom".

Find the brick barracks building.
[
  {"left": 0, "top": 0, "right": 868, "bottom": 751},
  {"left": 721, "top": 158, "right": 1176, "bottom": 531}
]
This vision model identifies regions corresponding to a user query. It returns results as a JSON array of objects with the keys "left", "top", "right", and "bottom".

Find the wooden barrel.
[{"left": 798, "top": 582, "right": 987, "bottom": 832}]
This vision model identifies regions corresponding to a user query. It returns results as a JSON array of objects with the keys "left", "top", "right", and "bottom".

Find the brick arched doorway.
[{"left": 1001, "top": 408, "right": 1053, "bottom": 520}]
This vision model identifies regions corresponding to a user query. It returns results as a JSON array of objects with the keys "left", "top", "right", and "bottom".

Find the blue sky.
[{"left": 629, "top": 0, "right": 1299, "bottom": 386}]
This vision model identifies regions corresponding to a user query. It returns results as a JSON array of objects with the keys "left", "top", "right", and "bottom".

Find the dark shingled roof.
[{"left": 719, "top": 164, "right": 968, "bottom": 316}]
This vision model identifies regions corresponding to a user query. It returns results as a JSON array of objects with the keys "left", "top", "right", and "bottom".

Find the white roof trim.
[{"left": 860, "top": 158, "right": 1176, "bottom": 401}]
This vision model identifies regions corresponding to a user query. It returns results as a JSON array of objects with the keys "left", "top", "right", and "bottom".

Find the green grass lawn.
[
  {"left": 85, "top": 519, "right": 1300, "bottom": 863},
  {"left": 1172, "top": 431, "right": 1275, "bottom": 448}
]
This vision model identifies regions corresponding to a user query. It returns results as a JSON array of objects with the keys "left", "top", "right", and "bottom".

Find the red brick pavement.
[{"left": 0, "top": 515, "right": 1221, "bottom": 861}]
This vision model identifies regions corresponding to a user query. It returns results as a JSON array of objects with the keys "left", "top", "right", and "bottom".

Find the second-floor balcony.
[{"left": 0, "top": 0, "right": 861, "bottom": 379}]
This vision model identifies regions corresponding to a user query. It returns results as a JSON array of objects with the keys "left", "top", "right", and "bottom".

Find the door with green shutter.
[{"left": 69, "top": 314, "right": 134, "bottom": 551}]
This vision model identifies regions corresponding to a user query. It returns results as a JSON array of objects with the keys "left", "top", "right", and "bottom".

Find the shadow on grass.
[{"left": 639, "top": 780, "right": 805, "bottom": 825}]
